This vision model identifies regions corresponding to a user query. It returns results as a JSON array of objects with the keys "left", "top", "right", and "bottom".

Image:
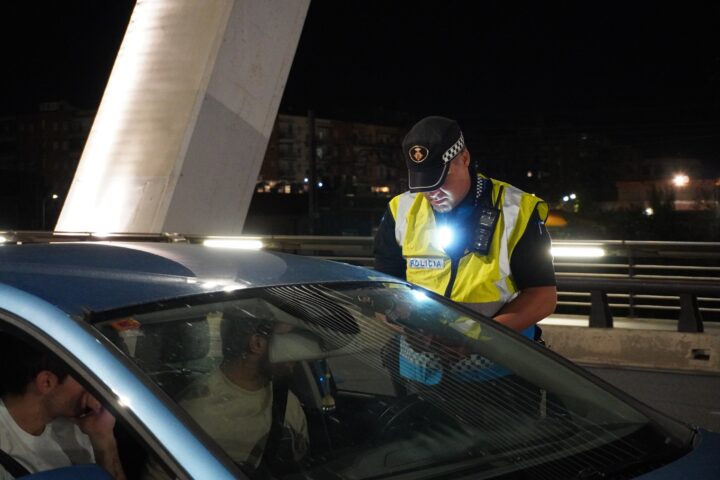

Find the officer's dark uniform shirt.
[{"left": 373, "top": 174, "right": 556, "bottom": 291}]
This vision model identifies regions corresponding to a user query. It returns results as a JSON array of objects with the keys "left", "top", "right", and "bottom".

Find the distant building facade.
[
  {"left": 1, "top": 105, "right": 405, "bottom": 231},
  {"left": 4, "top": 103, "right": 716, "bottom": 235},
  {"left": 259, "top": 114, "right": 406, "bottom": 196},
  {"left": 616, "top": 178, "right": 720, "bottom": 212},
  {"left": 464, "top": 121, "right": 642, "bottom": 209},
  {"left": 0, "top": 101, "right": 94, "bottom": 229},
  {"left": 2, "top": 101, "right": 94, "bottom": 193},
  {"left": 614, "top": 157, "right": 719, "bottom": 212}
]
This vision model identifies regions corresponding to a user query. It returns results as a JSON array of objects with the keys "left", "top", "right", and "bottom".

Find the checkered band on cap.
[{"left": 442, "top": 134, "right": 465, "bottom": 163}]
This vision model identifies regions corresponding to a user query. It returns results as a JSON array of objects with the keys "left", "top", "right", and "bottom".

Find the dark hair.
[
  {"left": 0, "top": 333, "right": 70, "bottom": 395},
  {"left": 219, "top": 317, "right": 272, "bottom": 360}
]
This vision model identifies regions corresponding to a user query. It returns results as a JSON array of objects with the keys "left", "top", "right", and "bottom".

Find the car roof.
[{"left": 0, "top": 242, "right": 396, "bottom": 316}]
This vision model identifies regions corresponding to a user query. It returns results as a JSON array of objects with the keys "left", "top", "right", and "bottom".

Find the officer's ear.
[{"left": 458, "top": 149, "right": 470, "bottom": 168}]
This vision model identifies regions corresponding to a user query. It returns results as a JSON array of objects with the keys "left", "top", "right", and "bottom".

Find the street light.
[
  {"left": 672, "top": 174, "right": 689, "bottom": 187},
  {"left": 41, "top": 194, "right": 60, "bottom": 231}
]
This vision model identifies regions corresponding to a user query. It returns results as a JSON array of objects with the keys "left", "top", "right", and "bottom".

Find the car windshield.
[{"left": 96, "top": 282, "right": 690, "bottom": 479}]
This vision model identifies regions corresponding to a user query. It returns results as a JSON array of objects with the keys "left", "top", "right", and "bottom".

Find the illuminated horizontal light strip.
[
  {"left": 551, "top": 246, "right": 606, "bottom": 258},
  {"left": 202, "top": 239, "right": 264, "bottom": 250}
]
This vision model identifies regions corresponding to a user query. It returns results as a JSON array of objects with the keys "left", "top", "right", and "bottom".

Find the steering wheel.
[{"left": 375, "top": 394, "right": 451, "bottom": 440}]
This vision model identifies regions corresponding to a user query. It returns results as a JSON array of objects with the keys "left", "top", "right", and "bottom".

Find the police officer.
[{"left": 374, "top": 116, "right": 556, "bottom": 339}]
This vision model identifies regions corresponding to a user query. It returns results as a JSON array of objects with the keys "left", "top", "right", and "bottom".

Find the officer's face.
[{"left": 423, "top": 150, "right": 471, "bottom": 213}]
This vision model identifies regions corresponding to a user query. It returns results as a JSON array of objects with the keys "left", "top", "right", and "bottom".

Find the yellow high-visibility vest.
[{"left": 389, "top": 176, "right": 548, "bottom": 319}]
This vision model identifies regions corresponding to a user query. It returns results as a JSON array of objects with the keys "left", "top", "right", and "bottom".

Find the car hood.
[{"left": 635, "top": 429, "right": 720, "bottom": 479}]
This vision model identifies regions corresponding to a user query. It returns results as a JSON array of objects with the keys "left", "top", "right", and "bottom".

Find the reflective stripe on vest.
[
  {"left": 390, "top": 192, "right": 418, "bottom": 246},
  {"left": 390, "top": 179, "right": 545, "bottom": 318}
]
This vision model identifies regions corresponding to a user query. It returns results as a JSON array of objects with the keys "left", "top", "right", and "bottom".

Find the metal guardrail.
[
  {"left": 252, "top": 237, "right": 720, "bottom": 332},
  {"left": 2, "top": 232, "right": 719, "bottom": 332},
  {"left": 556, "top": 276, "right": 720, "bottom": 333}
]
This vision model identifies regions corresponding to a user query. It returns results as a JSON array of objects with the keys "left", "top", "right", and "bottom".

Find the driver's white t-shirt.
[
  {"left": 179, "top": 369, "right": 309, "bottom": 466},
  {"left": 0, "top": 399, "right": 94, "bottom": 479},
  {"left": 141, "top": 369, "right": 309, "bottom": 480}
]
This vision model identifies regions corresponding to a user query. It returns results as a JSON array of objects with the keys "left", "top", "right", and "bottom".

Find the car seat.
[{"left": 133, "top": 318, "right": 211, "bottom": 398}]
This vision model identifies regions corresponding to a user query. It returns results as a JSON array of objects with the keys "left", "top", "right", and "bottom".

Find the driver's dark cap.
[{"left": 402, "top": 116, "right": 465, "bottom": 193}]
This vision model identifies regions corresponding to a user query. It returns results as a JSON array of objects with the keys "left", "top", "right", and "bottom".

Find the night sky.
[{"left": 2, "top": 1, "right": 719, "bottom": 166}]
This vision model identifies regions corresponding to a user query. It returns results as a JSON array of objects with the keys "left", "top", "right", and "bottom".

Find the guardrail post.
[
  {"left": 589, "top": 290, "right": 613, "bottom": 328},
  {"left": 627, "top": 245, "right": 636, "bottom": 318},
  {"left": 678, "top": 294, "right": 704, "bottom": 333}
]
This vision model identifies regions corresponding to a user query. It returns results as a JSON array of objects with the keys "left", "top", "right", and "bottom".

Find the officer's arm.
[
  {"left": 494, "top": 286, "right": 557, "bottom": 332},
  {"left": 373, "top": 207, "right": 406, "bottom": 280},
  {"left": 494, "top": 207, "right": 557, "bottom": 331}
]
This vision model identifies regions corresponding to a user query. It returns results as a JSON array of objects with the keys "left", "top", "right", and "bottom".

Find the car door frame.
[{"left": 0, "top": 283, "right": 245, "bottom": 480}]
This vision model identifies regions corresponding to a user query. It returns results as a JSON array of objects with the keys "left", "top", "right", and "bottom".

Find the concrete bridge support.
[{"left": 57, "top": 0, "right": 309, "bottom": 234}]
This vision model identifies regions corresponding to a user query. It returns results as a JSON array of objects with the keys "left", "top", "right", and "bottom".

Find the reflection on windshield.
[{"left": 97, "top": 282, "right": 686, "bottom": 479}]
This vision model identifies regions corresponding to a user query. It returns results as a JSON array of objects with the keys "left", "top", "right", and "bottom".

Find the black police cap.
[{"left": 401, "top": 116, "right": 465, "bottom": 192}]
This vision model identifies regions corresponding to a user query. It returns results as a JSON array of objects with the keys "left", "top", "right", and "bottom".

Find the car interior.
[
  {"left": 98, "top": 301, "right": 480, "bottom": 479},
  {"left": 112, "top": 305, "right": 564, "bottom": 479},
  {"left": 122, "top": 313, "right": 413, "bottom": 477}
]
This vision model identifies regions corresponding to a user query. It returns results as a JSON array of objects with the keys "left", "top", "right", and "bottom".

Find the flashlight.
[{"left": 437, "top": 225, "right": 455, "bottom": 250}]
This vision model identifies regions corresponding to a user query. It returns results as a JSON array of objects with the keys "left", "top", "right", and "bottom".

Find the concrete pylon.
[{"left": 56, "top": 0, "right": 309, "bottom": 235}]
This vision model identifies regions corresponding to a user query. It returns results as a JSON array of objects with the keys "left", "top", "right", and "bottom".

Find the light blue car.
[{"left": 0, "top": 242, "right": 717, "bottom": 479}]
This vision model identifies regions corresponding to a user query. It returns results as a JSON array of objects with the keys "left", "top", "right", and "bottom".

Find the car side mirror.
[{"left": 19, "top": 464, "right": 112, "bottom": 480}]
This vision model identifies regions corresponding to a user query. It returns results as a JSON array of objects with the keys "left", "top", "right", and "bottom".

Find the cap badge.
[{"left": 409, "top": 145, "right": 429, "bottom": 163}]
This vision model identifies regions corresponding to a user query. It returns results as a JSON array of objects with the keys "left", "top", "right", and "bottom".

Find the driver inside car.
[{"left": 142, "top": 316, "right": 308, "bottom": 479}]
